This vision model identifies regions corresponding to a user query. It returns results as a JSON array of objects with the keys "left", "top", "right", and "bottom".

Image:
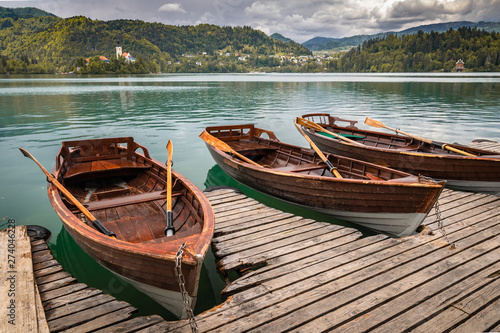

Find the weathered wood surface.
[
  {"left": 164, "top": 177, "right": 500, "bottom": 332},
  {"left": 0, "top": 225, "right": 48, "bottom": 332},
  {"left": 27, "top": 234, "right": 170, "bottom": 332}
]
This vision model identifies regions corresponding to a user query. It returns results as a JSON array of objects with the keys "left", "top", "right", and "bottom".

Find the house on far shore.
[
  {"left": 456, "top": 59, "right": 465, "bottom": 72},
  {"left": 122, "top": 52, "right": 136, "bottom": 63},
  {"left": 84, "top": 56, "right": 109, "bottom": 65},
  {"left": 116, "top": 43, "right": 136, "bottom": 63}
]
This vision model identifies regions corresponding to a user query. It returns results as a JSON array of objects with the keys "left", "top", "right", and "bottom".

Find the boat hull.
[
  {"left": 47, "top": 137, "right": 214, "bottom": 319},
  {"left": 206, "top": 141, "right": 443, "bottom": 237},
  {"left": 301, "top": 114, "right": 500, "bottom": 195}
]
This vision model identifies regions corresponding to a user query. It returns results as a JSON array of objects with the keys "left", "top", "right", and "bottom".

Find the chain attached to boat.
[
  {"left": 434, "top": 199, "right": 456, "bottom": 249},
  {"left": 418, "top": 175, "right": 456, "bottom": 249},
  {"left": 175, "top": 242, "right": 199, "bottom": 333}
]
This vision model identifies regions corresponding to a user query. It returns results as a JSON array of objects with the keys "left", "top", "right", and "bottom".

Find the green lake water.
[{"left": 1, "top": 73, "right": 499, "bottom": 320}]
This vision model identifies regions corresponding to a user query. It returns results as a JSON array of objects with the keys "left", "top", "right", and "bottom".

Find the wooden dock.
[
  {"left": 1, "top": 140, "right": 499, "bottom": 332},
  {"left": 1, "top": 226, "right": 165, "bottom": 332}
]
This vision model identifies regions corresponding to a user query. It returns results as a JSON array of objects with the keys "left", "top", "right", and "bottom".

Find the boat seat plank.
[
  {"left": 273, "top": 162, "right": 325, "bottom": 173},
  {"left": 83, "top": 191, "right": 172, "bottom": 211},
  {"left": 230, "top": 141, "right": 278, "bottom": 153},
  {"left": 64, "top": 159, "right": 150, "bottom": 179}
]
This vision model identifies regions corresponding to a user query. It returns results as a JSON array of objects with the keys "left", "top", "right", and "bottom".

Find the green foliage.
[
  {"left": 326, "top": 27, "right": 500, "bottom": 72},
  {"left": 0, "top": 6, "right": 57, "bottom": 19},
  {"left": 0, "top": 12, "right": 311, "bottom": 74}
]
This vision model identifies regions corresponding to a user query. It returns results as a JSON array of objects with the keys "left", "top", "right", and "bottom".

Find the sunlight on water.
[{"left": 1, "top": 73, "right": 499, "bottom": 320}]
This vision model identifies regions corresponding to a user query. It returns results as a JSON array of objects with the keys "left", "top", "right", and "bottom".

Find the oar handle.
[
  {"left": 93, "top": 220, "right": 116, "bottom": 238},
  {"left": 164, "top": 211, "right": 174, "bottom": 236}
]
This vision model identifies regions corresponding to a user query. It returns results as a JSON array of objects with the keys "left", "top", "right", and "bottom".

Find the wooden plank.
[
  {"left": 215, "top": 218, "right": 322, "bottom": 257},
  {"left": 133, "top": 321, "right": 173, "bottom": 333},
  {"left": 45, "top": 293, "right": 115, "bottom": 321},
  {"left": 43, "top": 288, "right": 102, "bottom": 311},
  {"left": 191, "top": 211, "right": 500, "bottom": 332},
  {"left": 257, "top": 233, "right": 500, "bottom": 333},
  {"left": 33, "top": 259, "right": 59, "bottom": 272},
  {"left": 208, "top": 193, "right": 250, "bottom": 206},
  {"left": 212, "top": 198, "right": 265, "bottom": 215},
  {"left": 32, "top": 253, "right": 54, "bottom": 265},
  {"left": 224, "top": 231, "right": 380, "bottom": 296},
  {"left": 34, "top": 264, "right": 64, "bottom": 278},
  {"left": 217, "top": 222, "right": 343, "bottom": 272},
  {"left": 0, "top": 226, "right": 38, "bottom": 333},
  {"left": 93, "top": 315, "right": 164, "bottom": 333},
  {"left": 213, "top": 215, "right": 305, "bottom": 243},
  {"left": 47, "top": 300, "right": 131, "bottom": 332},
  {"left": 215, "top": 210, "right": 291, "bottom": 233},
  {"left": 34, "top": 283, "right": 50, "bottom": 333},
  {"left": 59, "top": 306, "right": 136, "bottom": 333},
  {"left": 337, "top": 248, "right": 500, "bottom": 332},
  {"left": 410, "top": 280, "right": 500, "bottom": 333},
  {"left": 36, "top": 271, "right": 73, "bottom": 285},
  {"left": 39, "top": 283, "right": 88, "bottom": 302},
  {"left": 37, "top": 276, "right": 77, "bottom": 293},
  {"left": 31, "top": 242, "right": 49, "bottom": 253}
]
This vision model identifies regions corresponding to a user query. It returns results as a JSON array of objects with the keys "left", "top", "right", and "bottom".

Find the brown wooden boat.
[
  {"left": 299, "top": 113, "right": 500, "bottom": 195},
  {"left": 200, "top": 124, "right": 445, "bottom": 237},
  {"left": 46, "top": 137, "right": 214, "bottom": 318}
]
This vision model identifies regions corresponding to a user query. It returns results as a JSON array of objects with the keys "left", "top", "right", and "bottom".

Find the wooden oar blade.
[
  {"left": 200, "top": 130, "right": 262, "bottom": 167},
  {"left": 19, "top": 147, "right": 32, "bottom": 159},
  {"left": 296, "top": 117, "right": 323, "bottom": 132},
  {"left": 199, "top": 131, "right": 231, "bottom": 153},
  {"left": 364, "top": 117, "right": 386, "bottom": 128}
]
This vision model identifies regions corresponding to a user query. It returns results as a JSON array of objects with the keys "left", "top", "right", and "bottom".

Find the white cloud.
[
  {"left": 244, "top": 1, "right": 281, "bottom": 19},
  {"left": 158, "top": 3, "right": 187, "bottom": 14}
]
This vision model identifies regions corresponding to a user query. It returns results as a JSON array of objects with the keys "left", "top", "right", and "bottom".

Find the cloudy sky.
[{"left": 2, "top": 0, "right": 499, "bottom": 42}]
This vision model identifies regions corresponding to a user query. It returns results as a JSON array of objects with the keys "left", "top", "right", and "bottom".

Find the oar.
[
  {"left": 19, "top": 147, "right": 116, "bottom": 238},
  {"left": 364, "top": 117, "right": 475, "bottom": 157},
  {"left": 294, "top": 118, "right": 343, "bottom": 178},
  {"left": 199, "top": 130, "right": 262, "bottom": 167},
  {"left": 296, "top": 117, "right": 363, "bottom": 146},
  {"left": 164, "top": 140, "right": 175, "bottom": 236}
]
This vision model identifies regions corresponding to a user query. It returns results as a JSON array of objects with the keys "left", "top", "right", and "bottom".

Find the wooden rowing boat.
[
  {"left": 200, "top": 125, "right": 445, "bottom": 237},
  {"left": 46, "top": 137, "right": 214, "bottom": 318},
  {"left": 299, "top": 113, "right": 500, "bottom": 195}
]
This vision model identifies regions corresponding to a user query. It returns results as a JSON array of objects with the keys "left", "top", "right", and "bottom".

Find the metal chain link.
[
  {"left": 175, "top": 242, "right": 199, "bottom": 333},
  {"left": 418, "top": 175, "right": 456, "bottom": 249},
  {"left": 434, "top": 199, "right": 456, "bottom": 249}
]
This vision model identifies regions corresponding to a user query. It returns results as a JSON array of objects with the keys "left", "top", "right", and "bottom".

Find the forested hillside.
[
  {"left": 1, "top": 6, "right": 499, "bottom": 74},
  {"left": 0, "top": 10, "right": 311, "bottom": 74},
  {"left": 326, "top": 27, "right": 500, "bottom": 72}
]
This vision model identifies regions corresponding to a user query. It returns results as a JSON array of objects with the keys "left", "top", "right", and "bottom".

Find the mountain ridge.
[{"left": 301, "top": 21, "right": 500, "bottom": 51}]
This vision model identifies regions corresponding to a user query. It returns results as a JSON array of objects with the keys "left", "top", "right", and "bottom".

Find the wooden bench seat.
[
  {"left": 81, "top": 190, "right": 183, "bottom": 212},
  {"left": 64, "top": 159, "right": 150, "bottom": 179},
  {"left": 230, "top": 141, "right": 278, "bottom": 153},
  {"left": 273, "top": 162, "right": 325, "bottom": 173}
]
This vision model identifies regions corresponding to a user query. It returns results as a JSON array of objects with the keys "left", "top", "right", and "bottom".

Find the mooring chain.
[
  {"left": 418, "top": 175, "right": 456, "bottom": 249},
  {"left": 175, "top": 242, "right": 199, "bottom": 333},
  {"left": 434, "top": 199, "right": 456, "bottom": 249}
]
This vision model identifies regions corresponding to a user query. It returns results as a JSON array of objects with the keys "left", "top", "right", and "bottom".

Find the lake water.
[{"left": 1, "top": 73, "right": 499, "bottom": 320}]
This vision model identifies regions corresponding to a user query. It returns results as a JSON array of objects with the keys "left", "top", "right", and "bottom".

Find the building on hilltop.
[{"left": 116, "top": 41, "right": 135, "bottom": 63}]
